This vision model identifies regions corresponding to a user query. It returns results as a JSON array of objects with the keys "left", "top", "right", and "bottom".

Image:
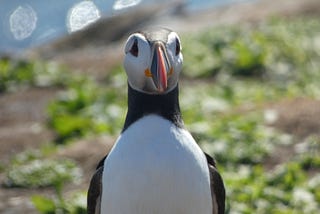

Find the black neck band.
[{"left": 122, "top": 84, "right": 184, "bottom": 132}]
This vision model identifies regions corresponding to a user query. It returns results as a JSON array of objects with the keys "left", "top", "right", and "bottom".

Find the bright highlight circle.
[
  {"left": 9, "top": 5, "right": 37, "bottom": 40},
  {"left": 67, "top": 1, "right": 101, "bottom": 33}
]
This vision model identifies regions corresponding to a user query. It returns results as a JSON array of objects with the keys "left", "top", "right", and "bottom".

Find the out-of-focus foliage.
[
  {"left": 5, "top": 151, "right": 82, "bottom": 188},
  {"left": 31, "top": 192, "right": 87, "bottom": 214},
  {"left": 47, "top": 67, "right": 127, "bottom": 143},
  {"left": 0, "top": 57, "right": 70, "bottom": 92},
  {"left": 6, "top": 150, "right": 84, "bottom": 214},
  {"left": 182, "top": 18, "right": 320, "bottom": 81}
]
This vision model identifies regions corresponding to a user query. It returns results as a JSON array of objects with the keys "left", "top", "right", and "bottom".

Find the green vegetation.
[
  {"left": 183, "top": 18, "right": 320, "bottom": 80},
  {"left": 0, "top": 57, "right": 70, "bottom": 92},
  {"left": 47, "top": 72, "right": 126, "bottom": 143},
  {"left": 5, "top": 151, "right": 81, "bottom": 188},
  {"left": 1, "top": 16, "right": 320, "bottom": 213},
  {"left": 31, "top": 192, "right": 87, "bottom": 214},
  {"left": 4, "top": 150, "right": 84, "bottom": 214}
]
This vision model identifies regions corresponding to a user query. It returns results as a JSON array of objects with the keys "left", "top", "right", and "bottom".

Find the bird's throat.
[{"left": 122, "top": 84, "right": 183, "bottom": 132}]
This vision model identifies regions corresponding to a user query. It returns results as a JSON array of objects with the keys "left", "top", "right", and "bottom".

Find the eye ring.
[{"left": 130, "top": 38, "right": 139, "bottom": 57}]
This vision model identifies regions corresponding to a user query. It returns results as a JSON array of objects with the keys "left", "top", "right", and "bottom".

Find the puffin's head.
[{"left": 123, "top": 28, "right": 183, "bottom": 94}]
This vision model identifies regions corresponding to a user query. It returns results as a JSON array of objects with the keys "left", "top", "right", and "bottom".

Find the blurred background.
[{"left": 0, "top": 0, "right": 319, "bottom": 213}]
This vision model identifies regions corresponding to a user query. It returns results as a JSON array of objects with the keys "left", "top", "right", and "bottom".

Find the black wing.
[
  {"left": 87, "top": 155, "right": 108, "bottom": 214},
  {"left": 87, "top": 166, "right": 103, "bottom": 214},
  {"left": 205, "top": 153, "right": 226, "bottom": 214}
]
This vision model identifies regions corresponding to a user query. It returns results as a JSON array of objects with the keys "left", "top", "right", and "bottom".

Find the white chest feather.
[{"left": 101, "top": 115, "right": 212, "bottom": 214}]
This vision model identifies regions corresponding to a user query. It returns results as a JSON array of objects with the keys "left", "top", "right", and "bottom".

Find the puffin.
[{"left": 87, "top": 28, "right": 225, "bottom": 214}]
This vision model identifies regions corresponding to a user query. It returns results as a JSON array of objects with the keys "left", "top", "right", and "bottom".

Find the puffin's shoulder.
[
  {"left": 205, "top": 152, "right": 226, "bottom": 214},
  {"left": 87, "top": 166, "right": 103, "bottom": 214}
]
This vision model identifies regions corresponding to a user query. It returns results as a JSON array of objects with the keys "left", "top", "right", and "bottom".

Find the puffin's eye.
[
  {"left": 130, "top": 38, "right": 139, "bottom": 57},
  {"left": 175, "top": 38, "right": 181, "bottom": 55}
]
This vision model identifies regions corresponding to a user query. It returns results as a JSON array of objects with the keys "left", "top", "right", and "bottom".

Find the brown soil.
[
  {"left": 263, "top": 98, "right": 320, "bottom": 169},
  {"left": 270, "top": 98, "right": 320, "bottom": 139},
  {"left": 0, "top": 88, "right": 57, "bottom": 165},
  {"left": 0, "top": 88, "right": 56, "bottom": 213}
]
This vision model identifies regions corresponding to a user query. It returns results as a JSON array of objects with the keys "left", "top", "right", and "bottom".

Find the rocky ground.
[{"left": 1, "top": 0, "right": 320, "bottom": 213}]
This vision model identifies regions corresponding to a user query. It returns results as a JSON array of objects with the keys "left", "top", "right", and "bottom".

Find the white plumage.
[{"left": 101, "top": 115, "right": 212, "bottom": 214}]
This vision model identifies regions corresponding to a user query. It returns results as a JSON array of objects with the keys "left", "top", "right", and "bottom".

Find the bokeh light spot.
[
  {"left": 9, "top": 5, "right": 37, "bottom": 40},
  {"left": 113, "top": 0, "right": 142, "bottom": 10},
  {"left": 67, "top": 1, "right": 101, "bottom": 33}
]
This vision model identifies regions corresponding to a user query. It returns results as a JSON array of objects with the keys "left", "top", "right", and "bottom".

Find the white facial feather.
[
  {"left": 124, "top": 33, "right": 151, "bottom": 91},
  {"left": 123, "top": 30, "right": 183, "bottom": 94},
  {"left": 166, "top": 31, "right": 183, "bottom": 89}
]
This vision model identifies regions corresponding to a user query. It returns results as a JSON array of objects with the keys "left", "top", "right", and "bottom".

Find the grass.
[{"left": 1, "top": 16, "right": 320, "bottom": 213}]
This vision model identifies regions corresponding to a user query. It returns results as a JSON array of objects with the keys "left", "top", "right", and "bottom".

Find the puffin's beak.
[{"left": 150, "top": 42, "right": 170, "bottom": 92}]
